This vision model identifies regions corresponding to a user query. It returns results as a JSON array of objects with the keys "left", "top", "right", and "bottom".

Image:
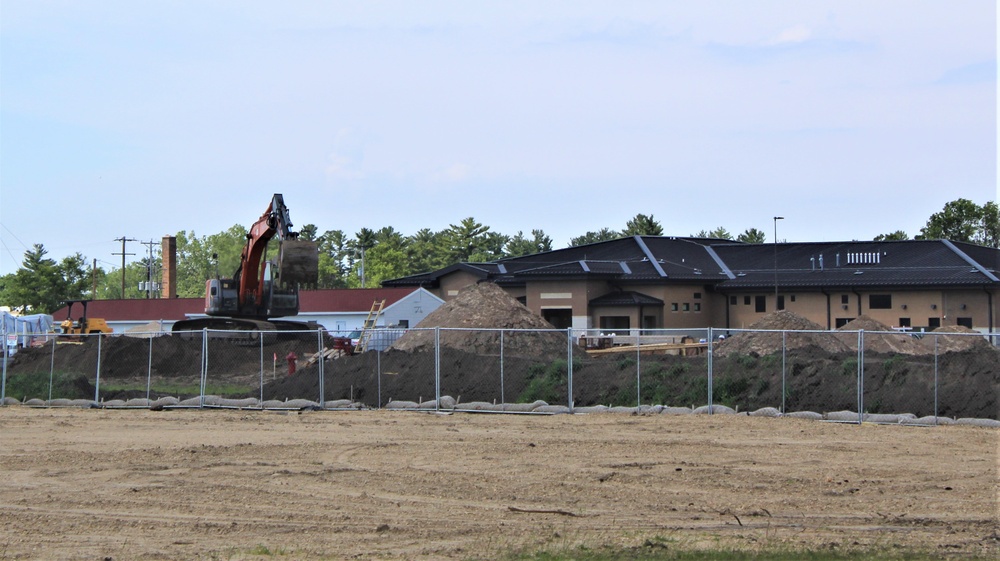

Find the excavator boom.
[{"left": 172, "top": 194, "right": 319, "bottom": 340}]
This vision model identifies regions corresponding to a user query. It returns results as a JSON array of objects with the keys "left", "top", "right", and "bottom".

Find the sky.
[{"left": 1, "top": 0, "right": 997, "bottom": 275}]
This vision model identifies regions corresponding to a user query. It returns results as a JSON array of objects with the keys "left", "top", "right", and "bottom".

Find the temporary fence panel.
[{"left": 1, "top": 325, "right": 996, "bottom": 421}]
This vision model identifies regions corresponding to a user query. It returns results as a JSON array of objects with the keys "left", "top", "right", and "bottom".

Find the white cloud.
[{"left": 766, "top": 24, "right": 812, "bottom": 45}]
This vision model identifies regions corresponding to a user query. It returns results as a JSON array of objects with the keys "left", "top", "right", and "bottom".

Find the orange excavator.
[{"left": 171, "top": 194, "right": 319, "bottom": 340}]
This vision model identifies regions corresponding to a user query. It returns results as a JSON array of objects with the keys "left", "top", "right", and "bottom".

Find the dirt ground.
[{"left": 0, "top": 409, "right": 996, "bottom": 560}]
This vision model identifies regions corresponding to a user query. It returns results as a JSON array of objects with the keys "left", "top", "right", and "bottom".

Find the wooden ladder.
[{"left": 355, "top": 299, "right": 386, "bottom": 353}]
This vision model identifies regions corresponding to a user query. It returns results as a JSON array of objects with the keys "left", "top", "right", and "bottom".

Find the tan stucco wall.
[
  {"left": 436, "top": 272, "right": 485, "bottom": 301},
  {"left": 419, "top": 273, "right": 998, "bottom": 335},
  {"left": 725, "top": 289, "right": 997, "bottom": 331}
]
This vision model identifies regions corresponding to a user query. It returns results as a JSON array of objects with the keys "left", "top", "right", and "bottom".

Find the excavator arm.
[{"left": 233, "top": 194, "right": 318, "bottom": 312}]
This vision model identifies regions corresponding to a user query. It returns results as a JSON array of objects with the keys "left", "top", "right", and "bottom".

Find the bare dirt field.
[{"left": 0, "top": 408, "right": 996, "bottom": 560}]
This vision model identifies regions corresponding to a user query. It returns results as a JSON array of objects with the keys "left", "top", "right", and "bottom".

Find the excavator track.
[
  {"left": 171, "top": 318, "right": 277, "bottom": 345},
  {"left": 171, "top": 318, "right": 320, "bottom": 345}
]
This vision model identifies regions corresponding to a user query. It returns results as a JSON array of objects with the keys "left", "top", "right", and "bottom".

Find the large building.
[{"left": 383, "top": 237, "right": 1000, "bottom": 336}]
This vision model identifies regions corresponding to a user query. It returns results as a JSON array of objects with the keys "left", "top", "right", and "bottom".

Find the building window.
[
  {"left": 869, "top": 294, "right": 892, "bottom": 309},
  {"left": 671, "top": 303, "right": 679, "bottom": 312},
  {"left": 777, "top": 295, "right": 785, "bottom": 311},
  {"left": 835, "top": 318, "right": 853, "bottom": 328},
  {"left": 730, "top": 296, "right": 737, "bottom": 305},
  {"left": 957, "top": 317, "right": 973, "bottom": 329},
  {"left": 744, "top": 296, "right": 751, "bottom": 306},
  {"left": 516, "top": 296, "right": 527, "bottom": 305},
  {"left": 790, "top": 295, "right": 796, "bottom": 302},
  {"left": 755, "top": 295, "right": 766, "bottom": 313},
  {"left": 928, "top": 317, "right": 941, "bottom": 329},
  {"left": 694, "top": 292, "right": 702, "bottom": 299},
  {"left": 898, "top": 317, "right": 911, "bottom": 328},
  {"left": 841, "top": 295, "right": 849, "bottom": 304},
  {"left": 694, "top": 303, "right": 701, "bottom": 312},
  {"left": 682, "top": 303, "right": 690, "bottom": 312},
  {"left": 397, "top": 319, "right": 409, "bottom": 328}
]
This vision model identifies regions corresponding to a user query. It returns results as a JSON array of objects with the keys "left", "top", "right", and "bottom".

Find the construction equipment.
[
  {"left": 171, "top": 194, "right": 319, "bottom": 341},
  {"left": 58, "top": 300, "right": 112, "bottom": 340}
]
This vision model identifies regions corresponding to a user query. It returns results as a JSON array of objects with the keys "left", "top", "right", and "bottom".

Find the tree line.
[{"left": 0, "top": 198, "right": 996, "bottom": 314}]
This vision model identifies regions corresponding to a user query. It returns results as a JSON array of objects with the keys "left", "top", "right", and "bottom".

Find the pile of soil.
[
  {"left": 922, "top": 325, "right": 994, "bottom": 353},
  {"left": 715, "top": 310, "right": 849, "bottom": 357},
  {"left": 835, "top": 315, "right": 923, "bottom": 354},
  {"left": 390, "top": 282, "right": 574, "bottom": 359},
  {"left": 5, "top": 332, "right": 334, "bottom": 394}
]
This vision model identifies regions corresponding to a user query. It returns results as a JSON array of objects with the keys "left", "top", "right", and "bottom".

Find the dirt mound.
[
  {"left": 835, "top": 315, "right": 923, "bottom": 355},
  {"left": 123, "top": 322, "right": 169, "bottom": 338},
  {"left": 921, "top": 325, "right": 995, "bottom": 353},
  {"left": 6, "top": 333, "right": 335, "bottom": 394},
  {"left": 715, "top": 310, "right": 848, "bottom": 357},
  {"left": 390, "top": 282, "right": 573, "bottom": 358}
]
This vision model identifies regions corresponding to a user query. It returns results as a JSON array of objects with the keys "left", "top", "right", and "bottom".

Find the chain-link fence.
[{"left": 2, "top": 326, "right": 997, "bottom": 422}]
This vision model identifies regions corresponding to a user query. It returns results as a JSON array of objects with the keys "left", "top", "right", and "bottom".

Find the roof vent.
[
  {"left": 737, "top": 272, "right": 746, "bottom": 277},
  {"left": 854, "top": 270, "right": 863, "bottom": 275}
]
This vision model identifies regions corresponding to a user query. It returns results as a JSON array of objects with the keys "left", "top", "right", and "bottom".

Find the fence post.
[
  {"left": 200, "top": 328, "right": 208, "bottom": 408},
  {"left": 48, "top": 334, "right": 56, "bottom": 402},
  {"left": 567, "top": 328, "right": 574, "bottom": 413},
  {"left": 856, "top": 329, "right": 864, "bottom": 424},
  {"left": 500, "top": 329, "right": 505, "bottom": 407},
  {"left": 259, "top": 335, "right": 264, "bottom": 406},
  {"left": 635, "top": 333, "right": 641, "bottom": 408},
  {"left": 933, "top": 334, "right": 939, "bottom": 425},
  {"left": 1, "top": 323, "right": 7, "bottom": 403},
  {"left": 317, "top": 328, "right": 325, "bottom": 408},
  {"left": 434, "top": 327, "right": 441, "bottom": 411},
  {"left": 377, "top": 345, "right": 382, "bottom": 409},
  {"left": 94, "top": 334, "right": 103, "bottom": 403},
  {"left": 781, "top": 330, "right": 787, "bottom": 414},
  {"left": 707, "top": 327, "right": 714, "bottom": 414},
  {"left": 147, "top": 336, "right": 154, "bottom": 402}
]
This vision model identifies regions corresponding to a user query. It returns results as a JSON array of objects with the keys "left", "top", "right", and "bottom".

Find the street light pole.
[{"left": 773, "top": 216, "right": 784, "bottom": 310}]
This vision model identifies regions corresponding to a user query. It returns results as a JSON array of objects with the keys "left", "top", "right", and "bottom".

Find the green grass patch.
[
  {"left": 519, "top": 359, "right": 575, "bottom": 404},
  {"left": 2, "top": 370, "right": 87, "bottom": 401}
]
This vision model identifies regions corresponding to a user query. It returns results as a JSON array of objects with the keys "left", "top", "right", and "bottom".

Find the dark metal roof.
[
  {"left": 589, "top": 291, "right": 664, "bottom": 307},
  {"left": 712, "top": 239, "right": 999, "bottom": 290},
  {"left": 383, "top": 237, "right": 1000, "bottom": 291}
]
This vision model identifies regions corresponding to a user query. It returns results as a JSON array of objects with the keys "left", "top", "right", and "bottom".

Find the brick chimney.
[{"left": 161, "top": 235, "right": 177, "bottom": 298}]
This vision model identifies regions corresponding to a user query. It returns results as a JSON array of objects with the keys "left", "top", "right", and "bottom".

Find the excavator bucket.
[{"left": 277, "top": 240, "right": 319, "bottom": 285}]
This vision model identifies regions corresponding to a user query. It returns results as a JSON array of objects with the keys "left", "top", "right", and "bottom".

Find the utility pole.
[
  {"left": 140, "top": 239, "right": 158, "bottom": 299},
  {"left": 113, "top": 236, "right": 137, "bottom": 299},
  {"left": 91, "top": 259, "right": 98, "bottom": 298}
]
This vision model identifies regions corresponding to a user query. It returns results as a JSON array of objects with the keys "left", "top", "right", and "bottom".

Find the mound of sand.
[
  {"left": 123, "top": 322, "right": 169, "bottom": 338},
  {"left": 390, "top": 282, "right": 574, "bottom": 358},
  {"left": 715, "top": 310, "right": 849, "bottom": 357},
  {"left": 921, "top": 325, "right": 995, "bottom": 353},
  {"left": 835, "top": 315, "right": 923, "bottom": 355}
]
